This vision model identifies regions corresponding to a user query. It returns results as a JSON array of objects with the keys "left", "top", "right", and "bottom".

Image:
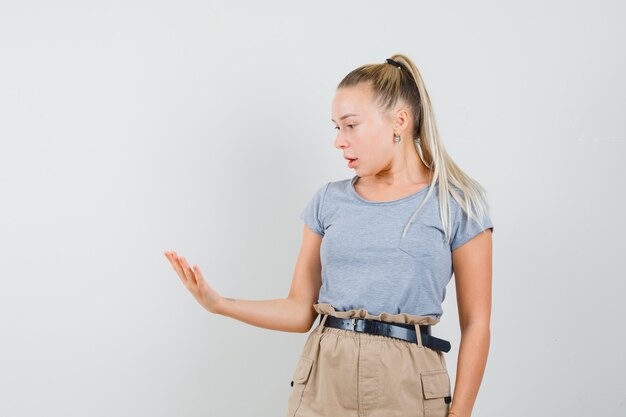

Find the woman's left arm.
[{"left": 448, "top": 228, "right": 493, "bottom": 417}]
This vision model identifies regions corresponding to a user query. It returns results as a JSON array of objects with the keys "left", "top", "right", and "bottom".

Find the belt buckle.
[{"left": 351, "top": 318, "right": 357, "bottom": 331}]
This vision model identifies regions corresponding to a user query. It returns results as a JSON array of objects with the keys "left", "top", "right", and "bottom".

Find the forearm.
[
  {"left": 214, "top": 296, "right": 312, "bottom": 333},
  {"left": 449, "top": 323, "right": 490, "bottom": 417}
]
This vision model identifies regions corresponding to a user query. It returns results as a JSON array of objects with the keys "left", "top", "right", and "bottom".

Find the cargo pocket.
[
  {"left": 286, "top": 356, "right": 314, "bottom": 417},
  {"left": 420, "top": 368, "right": 451, "bottom": 417}
]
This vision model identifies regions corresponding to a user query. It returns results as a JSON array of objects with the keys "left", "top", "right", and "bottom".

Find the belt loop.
[
  {"left": 414, "top": 324, "right": 424, "bottom": 348},
  {"left": 317, "top": 314, "right": 329, "bottom": 334}
]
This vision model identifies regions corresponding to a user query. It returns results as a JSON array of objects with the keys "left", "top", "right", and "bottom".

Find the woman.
[{"left": 164, "top": 53, "right": 494, "bottom": 417}]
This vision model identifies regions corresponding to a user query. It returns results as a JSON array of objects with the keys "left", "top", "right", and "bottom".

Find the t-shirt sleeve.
[
  {"left": 450, "top": 204, "right": 494, "bottom": 251},
  {"left": 299, "top": 182, "right": 330, "bottom": 236}
]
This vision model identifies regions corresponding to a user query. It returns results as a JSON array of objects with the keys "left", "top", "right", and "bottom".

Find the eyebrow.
[{"left": 331, "top": 113, "right": 359, "bottom": 123}]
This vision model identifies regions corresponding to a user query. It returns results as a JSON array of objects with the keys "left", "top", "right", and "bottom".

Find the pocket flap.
[
  {"left": 293, "top": 356, "right": 314, "bottom": 384},
  {"left": 420, "top": 369, "right": 451, "bottom": 399}
]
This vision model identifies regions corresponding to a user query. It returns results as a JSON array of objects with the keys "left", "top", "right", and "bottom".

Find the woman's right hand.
[{"left": 164, "top": 250, "right": 224, "bottom": 314}]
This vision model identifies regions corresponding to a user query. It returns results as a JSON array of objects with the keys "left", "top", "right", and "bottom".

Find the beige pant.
[{"left": 286, "top": 303, "right": 452, "bottom": 417}]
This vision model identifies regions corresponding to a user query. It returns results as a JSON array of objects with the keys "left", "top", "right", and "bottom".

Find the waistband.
[{"left": 320, "top": 314, "right": 451, "bottom": 353}]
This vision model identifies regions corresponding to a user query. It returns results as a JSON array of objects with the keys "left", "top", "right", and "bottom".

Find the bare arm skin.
[
  {"left": 164, "top": 224, "right": 323, "bottom": 334},
  {"left": 447, "top": 228, "right": 493, "bottom": 417}
]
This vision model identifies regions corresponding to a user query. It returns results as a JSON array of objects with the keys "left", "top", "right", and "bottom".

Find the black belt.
[{"left": 321, "top": 315, "right": 451, "bottom": 353}]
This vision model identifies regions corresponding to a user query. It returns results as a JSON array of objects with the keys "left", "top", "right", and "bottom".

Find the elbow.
[
  {"left": 458, "top": 311, "right": 491, "bottom": 333},
  {"left": 287, "top": 296, "right": 319, "bottom": 333},
  {"left": 459, "top": 320, "right": 491, "bottom": 334},
  {"left": 299, "top": 315, "right": 319, "bottom": 333}
]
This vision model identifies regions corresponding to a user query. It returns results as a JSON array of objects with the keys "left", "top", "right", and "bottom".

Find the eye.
[{"left": 334, "top": 124, "right": 355, "bottom": 130}]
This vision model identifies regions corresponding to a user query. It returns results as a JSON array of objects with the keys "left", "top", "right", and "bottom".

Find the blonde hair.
[{"left": 337, "top": 53, "right": 492, "bottom": 247}]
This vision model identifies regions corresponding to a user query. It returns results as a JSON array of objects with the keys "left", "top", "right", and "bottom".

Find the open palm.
[{"left": 164, "top": 251, "right": 223, "bottom": 313}]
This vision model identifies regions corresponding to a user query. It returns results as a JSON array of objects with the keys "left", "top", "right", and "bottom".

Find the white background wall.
[{"left": 1, "top": 1, "right": 624, "bottom": 416}]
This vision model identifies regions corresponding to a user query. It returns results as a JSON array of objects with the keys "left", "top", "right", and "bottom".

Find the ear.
[{"left": 394, "top": 106, "right": 411, "bottom": 134}]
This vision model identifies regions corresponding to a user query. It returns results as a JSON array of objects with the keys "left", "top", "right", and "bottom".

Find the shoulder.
[
  {"left": 446, "top": 185, "right": 465, "bottom": 215},
  {"left": 446, "top": 184, "right": 494, "bottom": 248},
  {"left": 445, "top": 184, "right": 490, "bottom": 215},
  {"left": 313, "top": 176, "right": 353, "bottom": 199},
  {"left": 303, "top": 176, "right": 350, "bottom": 206},
  {"left": 329, "top": 176, "right": 352, "bottom": 188}
]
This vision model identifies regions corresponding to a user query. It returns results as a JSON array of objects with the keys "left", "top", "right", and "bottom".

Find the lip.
[{"left": 344, "top": 156, "right": 357, "bottom": 161}]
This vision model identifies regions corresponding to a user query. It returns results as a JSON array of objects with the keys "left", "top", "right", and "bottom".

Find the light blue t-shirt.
[{"left": 299, "top": 175, "right": 494, "bottom": 319}]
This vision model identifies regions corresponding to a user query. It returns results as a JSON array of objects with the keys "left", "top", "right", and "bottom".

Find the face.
[{"left": 331, "top": 83, "right": 407, "bottom": 176}]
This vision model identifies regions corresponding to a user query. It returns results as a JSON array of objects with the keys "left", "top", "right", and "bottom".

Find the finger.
[
  {"left": 191, "top": 265, "right": 207, "bottom": 289},
  {"left": 186, "top": 259, "right": 200, "bottom": 286},
  {"left": 180, "top": 256, "right": 198, "bottom": 285},
  {"left": 165, "top": 252, "right": 189, "bottom": 287},
  {"left": 169, "top": 252, "right": 191, "bottom": 285},
  {"left": 165, "top": 251, "right": 177, "bottom": 266},
  {"left": 192, "top": 265, "right": 203, "bottom": 282},
  {"left": 167, "top": 251, "right": 182, "bottom": 272}
]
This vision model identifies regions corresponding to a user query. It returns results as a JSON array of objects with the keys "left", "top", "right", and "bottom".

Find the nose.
[{"left": 334, "top": 132, "right": 349, "bottom": 150}]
